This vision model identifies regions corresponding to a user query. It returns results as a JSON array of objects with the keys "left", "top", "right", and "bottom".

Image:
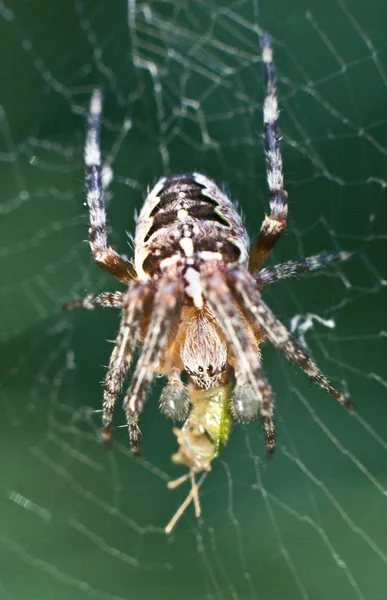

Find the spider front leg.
[
  {"left": 203, "top": 270, "right": 276, "bottom": 455},
  {"left": 123, "top": 277, "right": 184, "bottom": 454},
  {"left": 102, "top": 282, "right": 151, "bottom": 447},
  {"left": 249, "top": 32, "right": 288, "bottom": 273},
  {"left": 85, "top": 89, "right": 136, "bottom": 284}
]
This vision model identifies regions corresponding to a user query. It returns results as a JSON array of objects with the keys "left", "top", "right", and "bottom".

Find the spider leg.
[
  {"left": 102, "top": 282, "right": 151, "bottom": 447},
  {"left": 123, "top": 277, "right": 184, "bottom": 454},
  {"left": 64, "top": 291, "right": 125, "bottom": 311},
  {"left": 249, "top": 32, "right": 288, "bottom": 273},
  {"left": 85, "top": 89, "right": 136, "bottom": 284},
  {"left": 254, "top": 251, "right": 356, "bottom": 286},
  {"left": 203, "top": 270, "right": 275, "bottom": 455},
  {"left": 228, "top": 268, "right": 354, "bottom": 410}
]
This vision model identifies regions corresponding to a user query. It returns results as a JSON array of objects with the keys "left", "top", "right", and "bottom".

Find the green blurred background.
[{"left": 1, "top": 1, "right": 387, "bottom": 599}]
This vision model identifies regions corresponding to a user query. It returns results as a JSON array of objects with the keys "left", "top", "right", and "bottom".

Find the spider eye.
[
  {"left": 207, "top": 365, "right": 214, "bottom": 375},
  {"left": 198, "top": 366, "right": 204, "bottom": 373}
]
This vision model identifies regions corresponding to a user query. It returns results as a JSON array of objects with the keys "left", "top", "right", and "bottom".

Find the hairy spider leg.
[
  {"left": 203, "top": 270, "right": 275, "bottom": 455},
  {"left": 65, "top": 291, "right": 125, "bottom": 311},
  {"left": 228, "top": 268, "right": 354, "bottom": 410},
  {"left": 254, "top": 251, "right": 356, "bottom": 286},
  {"left": 102, "top": 282, "right": 150, "bottom": 447},
  {"left": 85, "top": 89, "right": 136, "bottom": 284},
  {"left": 249, "top": 32, "right": 288, "bottom": 273},
  {"left": 123, "top": 278, "right": 184, "bottom": 453}
]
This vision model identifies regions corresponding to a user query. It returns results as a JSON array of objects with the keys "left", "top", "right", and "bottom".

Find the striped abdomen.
[{"left": 134, "top": 172, "right": 249, "bottom": 277}]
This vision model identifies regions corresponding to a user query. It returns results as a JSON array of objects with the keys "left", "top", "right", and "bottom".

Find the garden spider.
[{"left": 67, "top": 33, "right": 354, "bottom": 521}]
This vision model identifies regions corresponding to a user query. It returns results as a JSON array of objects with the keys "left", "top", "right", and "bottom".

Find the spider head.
[
  {"left": 185, "top": 362, "right": 227, "bottom": 389},
  {"left": 180, "top": 310, "right": 228, "bottom": 390}
]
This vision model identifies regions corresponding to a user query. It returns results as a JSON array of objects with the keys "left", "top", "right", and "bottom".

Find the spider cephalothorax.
[{"left": 66, "top": 32, "right": 354, "bottom": 528}]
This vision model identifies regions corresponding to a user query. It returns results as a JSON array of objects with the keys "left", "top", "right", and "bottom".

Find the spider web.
[{"left": 1, "top": 0, "right": 387, "bottom": 598}]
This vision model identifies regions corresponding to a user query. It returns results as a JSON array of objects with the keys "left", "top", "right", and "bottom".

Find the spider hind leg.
[
  {"left": 249, "top": 32, "right": 288, "bottom": 272},
  {"left": 85, "top": 89, "right": 136, "bottom": 284}
]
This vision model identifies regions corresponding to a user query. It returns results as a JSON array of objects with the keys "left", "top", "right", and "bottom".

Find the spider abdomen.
[{"left": 134, "top": 172, "right": 249, "bottom": 278}]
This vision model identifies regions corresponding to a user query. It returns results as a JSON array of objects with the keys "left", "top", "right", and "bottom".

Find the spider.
[{"left": 67, "top": 32, "right": 354, "bottom": 495}]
